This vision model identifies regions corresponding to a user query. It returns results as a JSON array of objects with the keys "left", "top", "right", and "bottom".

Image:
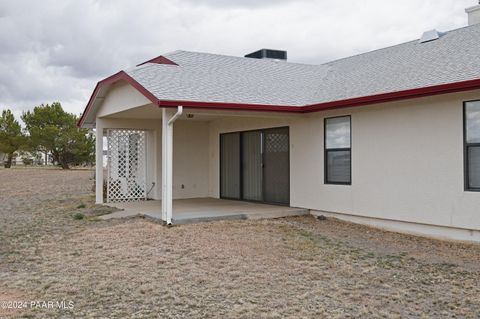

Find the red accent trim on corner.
[
  {"left": 158, "top": 100, "right": 303, "bottom": 113},
  {"left": 302, "top": 78, "right": 480, "bottom": 112},
  {"left": 136, "top": 55, "right": 178, "bottom": 67},
  {"left": 77, "top": 71, "right": 161, "bottom": 127}
]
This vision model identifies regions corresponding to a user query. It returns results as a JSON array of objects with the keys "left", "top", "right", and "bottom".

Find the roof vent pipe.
[{"left": 466, "top": 2, "right": 480, "bottom": 25}]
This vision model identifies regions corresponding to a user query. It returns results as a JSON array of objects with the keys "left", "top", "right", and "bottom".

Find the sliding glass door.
[
  {"left": 220, "top": 133, "right": 240, "bottom": 199},
  {"left": 263, "top": 127, "right": 290, "bottom": 204},
  {"left": 220, "top": 127, "right": 289, "bottom": 205},
  {"left": 242, "top": 131, "right": 263, "bottom": 201}
]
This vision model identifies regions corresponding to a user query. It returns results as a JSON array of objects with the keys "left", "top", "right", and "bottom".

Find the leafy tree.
[
  {"left": 0, "top": 109, "right": 26, "bottom": 168},
  {"left": 22, "top": 102, "right": 95, "bottom": 169}
]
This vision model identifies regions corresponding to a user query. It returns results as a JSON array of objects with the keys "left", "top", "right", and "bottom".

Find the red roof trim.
[
  {"left": 136, "top": 55, "right": 178, "bottom": 67},
  {"left": 79, "top": 74, "right": 480, "bottom": 127},
  {"left": 302, "top": 78, "right": 480, "bottom": 112},
  {"left": 77, "top": 71, "right": 161, "bottom": 127}
]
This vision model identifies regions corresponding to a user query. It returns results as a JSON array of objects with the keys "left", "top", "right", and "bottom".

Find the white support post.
[
  {"left": 161, "top": 107, "right": 183, "bottom": 225},
  {"left": 95, "top": 124, "right": 104, "bottom": 204},
  {"left": 166, "top": 118, "right": 174, "bottom": 223},
  {"left": 161, "top": 109, "right": 168, "bottom": 221}
]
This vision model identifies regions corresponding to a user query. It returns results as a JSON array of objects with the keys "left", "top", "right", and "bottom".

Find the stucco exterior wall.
[
  {"left": 172, "top": 121, "right": 210, "bottom": 199},
  {"left": 96, "top": 117, "right": 210, "bottom": 200},
  {"left": 95, "top": 87, "right": 480, "bottom": 240},
  {"left": 207, "top": 90, "right": 480, "bottom": 235},
  {"left": 97, "top": 81, "right": 151, "bottom": 118}
]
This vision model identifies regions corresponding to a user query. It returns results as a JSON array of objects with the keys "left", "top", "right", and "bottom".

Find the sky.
[{"left": 0, "top": 0, "right": 476, "bottom": 119}]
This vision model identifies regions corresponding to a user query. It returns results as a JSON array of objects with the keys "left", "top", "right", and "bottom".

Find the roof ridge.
[
  {"left": 128, "top": 24, "right": 480, "bottom": 75},
  {"left": 322, "top": 39, "right": 418, "bottom": 66},
  {"left": 164, "top": 49, "right": 323, "bottom": 67},
  {"left": 80, "top": 22, "right": 480, "bottom": 127},
  {"left": 322, "top": 23, "right": 480, "bottom": 66}
]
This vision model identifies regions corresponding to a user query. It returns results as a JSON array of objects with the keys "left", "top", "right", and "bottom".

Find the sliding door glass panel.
[
  {"left": 263, "top": 128, "right": 290, "bottom": 204},
  {"left": 242, "top": 131, "right": 263, "bottom": 201},
  {"left": 220, "top": 133, "right": 240, "bottom": 199}
]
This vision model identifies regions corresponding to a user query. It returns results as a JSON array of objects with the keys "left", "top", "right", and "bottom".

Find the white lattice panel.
[{"left": 107, "top": 129, "right": 147, "bottom": 202}]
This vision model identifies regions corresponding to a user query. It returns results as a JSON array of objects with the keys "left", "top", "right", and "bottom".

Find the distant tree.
[
  {"left": 0, "top": 109, "right": 26, "bottom": 168},
  {"left": 22, "top": 102, "right": 95, "bottom": 169}
]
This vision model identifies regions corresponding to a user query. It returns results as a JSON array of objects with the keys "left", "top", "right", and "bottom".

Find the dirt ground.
[{"left": 0, "top": 168, "right": 479, "bottom": 318}]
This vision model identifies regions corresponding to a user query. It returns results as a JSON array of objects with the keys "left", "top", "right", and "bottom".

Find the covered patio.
[
  {"left": 100, "top": 198, "right": 308, "bottom": 224},
  {"left": 90, "top": 81, "right": 305, "bottom": 225}
]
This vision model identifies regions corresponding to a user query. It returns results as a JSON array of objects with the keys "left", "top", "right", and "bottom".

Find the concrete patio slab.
[{"left": 99, "top": 198, "right": 309, "bottom": 224}]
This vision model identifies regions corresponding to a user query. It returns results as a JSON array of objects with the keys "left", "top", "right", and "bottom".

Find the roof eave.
[
  {"left": 78, "top": 73, "right": 480, "bottom": 128},
  {"left": 77, "top": 71, "right": 161, "bottom": 128},
  {"left": 157, "top": 99, "right": 303, "bottom": 113},
  {"left": 303, "top": 78, "right": 480, "bottom": 112}
]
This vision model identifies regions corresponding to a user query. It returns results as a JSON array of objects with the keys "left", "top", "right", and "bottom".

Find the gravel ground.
[{"left": 0, "top": 168, "right": 479, "bottom": 318}]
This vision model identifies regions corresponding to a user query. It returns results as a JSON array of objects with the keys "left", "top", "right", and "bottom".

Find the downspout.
[
  {"left": 168, "top": 106, "right": 183, "bottom": 125},
  {"left": 165, "top": 106, "right": 183, "bottom": 225}
]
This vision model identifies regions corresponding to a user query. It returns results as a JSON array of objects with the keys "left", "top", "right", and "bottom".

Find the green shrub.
[
  {"left": 73, "top": 213, "right": 85, "bottom": 220},
  {"left": 77, "top": 203, "right": 86, "bottom": 209}
]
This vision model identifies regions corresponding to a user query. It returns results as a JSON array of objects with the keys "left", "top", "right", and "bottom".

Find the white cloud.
[{"left": 0, "top": 0, "right": 475, "bottom": 117}]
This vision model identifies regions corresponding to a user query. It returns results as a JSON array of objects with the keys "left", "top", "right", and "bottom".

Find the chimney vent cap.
[{"left": 466, "top": 2, "right": 480, "bottom": 25}]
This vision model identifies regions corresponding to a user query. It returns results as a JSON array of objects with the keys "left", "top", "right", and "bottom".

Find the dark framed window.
[
  {"left": 324, "top": 116, "right": 351, "bottom": 185},
  {"left": 464, "top": 101, "right": 480, "bottom": 191}
]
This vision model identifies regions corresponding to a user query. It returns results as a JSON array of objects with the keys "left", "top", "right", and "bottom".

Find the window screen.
[
  {"left": 465, "top": 101, "right": 480, "bottom": 191},
  {"left": 325, "top": 116, "right": 351, "bottom": 184}
]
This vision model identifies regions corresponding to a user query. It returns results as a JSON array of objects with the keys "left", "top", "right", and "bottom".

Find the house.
[
  {"left": 0, "top": 151, "right": 51, "bottom": 167},
  {"left": 79, "top": 5, "right": 480, "bottom": 242}
]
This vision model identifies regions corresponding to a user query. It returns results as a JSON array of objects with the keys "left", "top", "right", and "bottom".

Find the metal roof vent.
[
  {"left": 245, "top": 49, "right": 287, "bottom": 61},
  {"left": 419, "top": 29, "right": 441, "bottom": 43}
]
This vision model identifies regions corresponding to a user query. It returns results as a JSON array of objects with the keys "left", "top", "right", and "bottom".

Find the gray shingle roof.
[{"left": 125, "top": 23, "right": 480, "bottom": 107}]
